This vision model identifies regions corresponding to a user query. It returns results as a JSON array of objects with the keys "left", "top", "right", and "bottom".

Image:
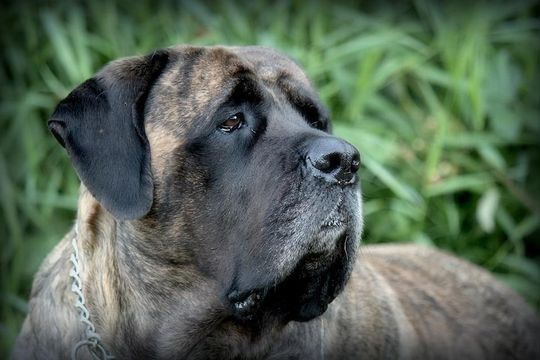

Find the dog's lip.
[
  {"left": 321, "top": 216, "right": 345, "bottom": 229},
  {"left": 297, "top": 250, "right": 335, "bottom": 274},
  {"left": 320, "top": 196, "right": 348, "bottom": 229},
  {"left": 318, "top": 212, "right": 348, "bottom": 244}
]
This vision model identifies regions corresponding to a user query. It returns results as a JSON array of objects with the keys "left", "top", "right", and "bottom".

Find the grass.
[{"left": 1, "top": 0, "right": 539, "bottom": 356}]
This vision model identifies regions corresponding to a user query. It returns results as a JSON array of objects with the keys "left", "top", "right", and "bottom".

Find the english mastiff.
[{"left": 14, "top": 45, "right": 540, "bottom": 359}]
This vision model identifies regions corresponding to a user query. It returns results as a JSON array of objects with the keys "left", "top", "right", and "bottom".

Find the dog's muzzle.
[{"left": 227, "top": 134, "right": 361, "bottom": 324}]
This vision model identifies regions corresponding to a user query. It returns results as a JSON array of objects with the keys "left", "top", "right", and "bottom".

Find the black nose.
[{"left": 305, "top": 137, "right": 361, "bottom": 184}]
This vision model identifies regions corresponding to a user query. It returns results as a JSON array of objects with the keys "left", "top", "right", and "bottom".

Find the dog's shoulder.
[{"left": 353, "top": 243, "right": 540, "bottom": 359}]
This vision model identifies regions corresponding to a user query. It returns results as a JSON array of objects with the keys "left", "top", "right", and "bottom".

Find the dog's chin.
[{"left": 229, "top": 227, "right": 356, "bottom": 325}]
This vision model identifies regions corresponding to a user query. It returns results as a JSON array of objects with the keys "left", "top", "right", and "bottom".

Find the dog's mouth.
[
  {"left": 228, "top": 230, "right": 353, "bottom": 325},
  {"left": 226, "top": 189, "right": 361, "bottom": 326},
  {"left": 321, "top": 199, "right": 347, "bottom": 230}
]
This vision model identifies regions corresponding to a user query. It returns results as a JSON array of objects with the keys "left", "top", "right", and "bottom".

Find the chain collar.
[{"left": 70, "top": 223, "right": 115, "bottom": 360}]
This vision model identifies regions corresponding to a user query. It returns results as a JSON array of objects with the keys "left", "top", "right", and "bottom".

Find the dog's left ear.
[{"left": 48, "top": 50, "right": 170, "bottom": 220}]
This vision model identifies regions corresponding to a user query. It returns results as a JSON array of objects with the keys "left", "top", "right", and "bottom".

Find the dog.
[{"left": 13, "top": 45, "right": 540, "bottom": 359}]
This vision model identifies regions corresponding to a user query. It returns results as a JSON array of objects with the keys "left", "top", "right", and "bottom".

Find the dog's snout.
[{"left": 305, "top": 137, "right": 360, "bottom": 184}]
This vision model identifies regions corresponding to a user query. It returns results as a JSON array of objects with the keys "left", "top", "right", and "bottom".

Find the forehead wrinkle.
[
  {"left": 204, "top": 47, "right": 257, "bottom": 79},
  {"left": 181, "top": 49, "right": 258, "bottom": 112},
  {"left": 227, "top": 46, "right": 312, "bottom": 86}
]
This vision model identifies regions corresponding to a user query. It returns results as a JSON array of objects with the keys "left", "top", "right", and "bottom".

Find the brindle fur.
[{"left": 13, "top": 45, "right": 540, "bottom": 359}]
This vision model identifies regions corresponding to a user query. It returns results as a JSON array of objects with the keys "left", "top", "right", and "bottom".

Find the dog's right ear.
[{"left": 48, "top": 51, "right": 169, "bottom": 220}]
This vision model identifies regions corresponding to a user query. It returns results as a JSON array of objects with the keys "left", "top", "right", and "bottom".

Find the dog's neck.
[{"left": 74, "top": 188, "right": 234, "bottom": 357}]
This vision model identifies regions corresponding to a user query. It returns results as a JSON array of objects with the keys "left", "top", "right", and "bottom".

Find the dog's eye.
[
  {"left": 219, "top": 113, "right": 245, "bottom": 133},
  {"left": 310, "top": 120, "right": 327, "bottom": 131}
]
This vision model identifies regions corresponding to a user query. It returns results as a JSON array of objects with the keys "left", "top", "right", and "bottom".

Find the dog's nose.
[{"left": 305, "top": 137, "right": 360, "bottom": 184}]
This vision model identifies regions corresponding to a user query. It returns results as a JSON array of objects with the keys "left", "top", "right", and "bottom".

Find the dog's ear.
[{"left": 48, "top": 50, "right": 169, "bottom": 220}]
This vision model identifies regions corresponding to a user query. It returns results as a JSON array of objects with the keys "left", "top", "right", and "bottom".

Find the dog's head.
[{"left": 49, "top": 45, "right": 362, "bottom": 325}]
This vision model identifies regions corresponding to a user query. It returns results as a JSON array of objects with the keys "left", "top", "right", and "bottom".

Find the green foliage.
[{"left": 1, "top": 0, "right": 539, "bottom": 356}]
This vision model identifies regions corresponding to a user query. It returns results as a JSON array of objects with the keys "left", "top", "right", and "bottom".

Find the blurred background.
[{"left": 1, "top": 0, "right": 539, "bottom": 356}]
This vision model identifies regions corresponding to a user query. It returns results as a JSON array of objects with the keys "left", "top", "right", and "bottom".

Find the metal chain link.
[{"left": 70, "top": 224, "right": 115, "bottom": 360}]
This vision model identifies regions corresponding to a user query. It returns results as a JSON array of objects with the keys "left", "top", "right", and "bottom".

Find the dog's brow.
[
  {"left": 287, "top": 92, "right": 327, "bottom": 128},
  {"left": 223, "top": 77, "right": 264, "bottom": 106},
  {"left": 275, "top": 73, "right": 327, "bottom": 126}
]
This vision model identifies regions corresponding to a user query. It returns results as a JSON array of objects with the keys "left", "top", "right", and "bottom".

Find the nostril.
[
  {"left": 311, "top": 152, "right": 341, "bottom": 174},
  {"left": 310, "top": 156, "right": 330, "bottom": 173},
  {"left": 350, "top": 153, "right": 361, "bottom": 173},
  {"left": 309, "top": 153, "right": 341, "bottom": 173}
]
